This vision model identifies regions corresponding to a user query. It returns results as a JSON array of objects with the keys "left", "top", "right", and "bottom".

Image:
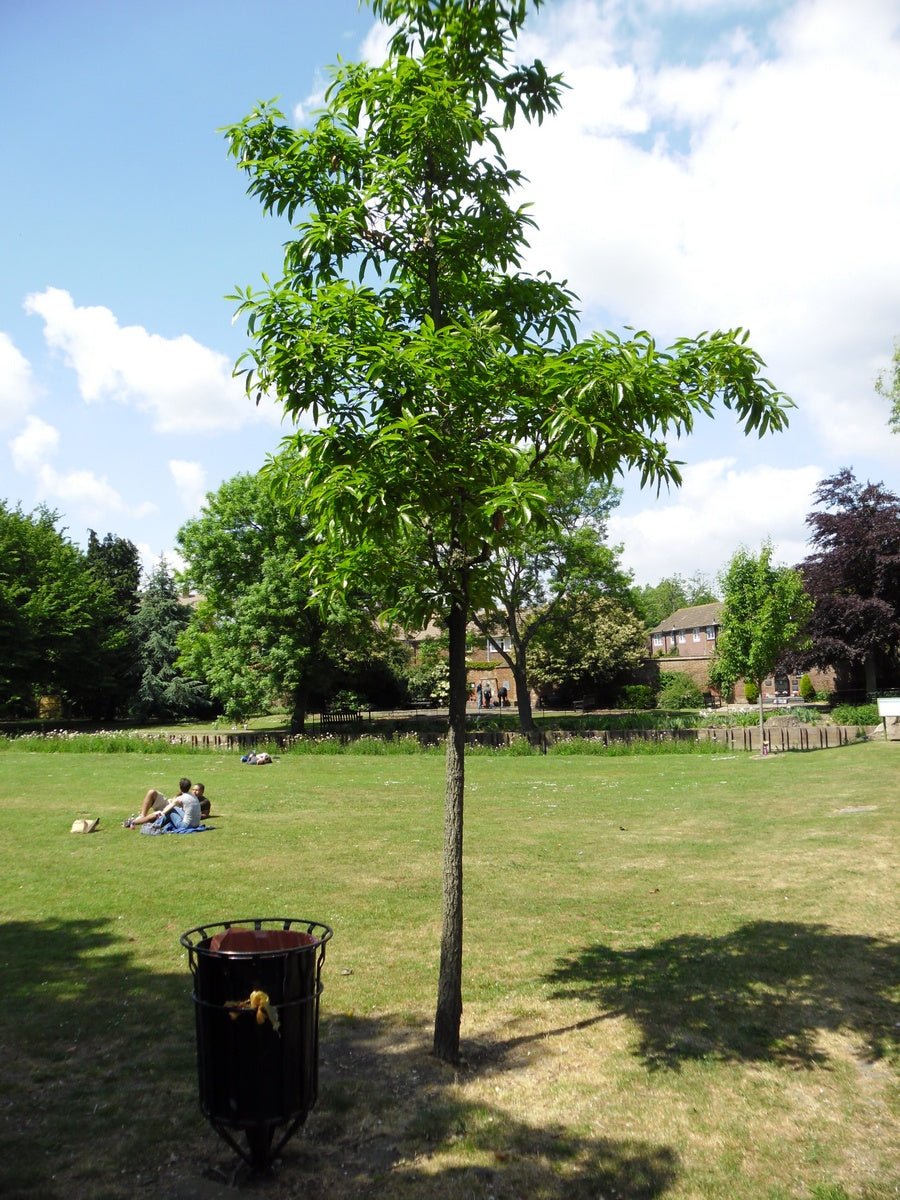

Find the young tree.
[
  {"left": 177, "top": 471, "right": 405, "bottom": 727},
  {"left": 791, "top": 469, "right": 900, "bottom": 694},
  {"left": 709, "top": 543, "right": 812, "bottom": 744},
  {"left": 226, "top": 0, "right": 791, "bottom": 1063},
  {"left": 472, "top": 466, "right": 631, "bottom": 731}
]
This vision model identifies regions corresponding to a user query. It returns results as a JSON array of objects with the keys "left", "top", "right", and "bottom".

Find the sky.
[{"left": 2, "top": 0, "right": 898, "bottom": 588}]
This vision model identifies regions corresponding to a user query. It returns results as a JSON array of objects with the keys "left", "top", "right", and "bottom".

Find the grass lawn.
[{"left": 0, "top": 741, "right": 896, "bottom": 1199}]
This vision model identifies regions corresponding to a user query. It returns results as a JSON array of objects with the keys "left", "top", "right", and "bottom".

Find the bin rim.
[{"left": 180, "top": 917, "right": 333, "bottom": 956}]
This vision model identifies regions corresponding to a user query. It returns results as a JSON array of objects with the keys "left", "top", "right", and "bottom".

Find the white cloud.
[
  {"left": 608, "top": 459, "right": 821, "bottom": 584},
  {"left": 35, "top": 463, "right": 127, "bottom": 518},
  {"left": 10, "top": 416, "right": 59, "bottom": 472},
  {"left": 169, "top": 459, "right": 208, "bottom": 515},
  {"left": 0, "top": 332, "right": 36, "bottom": 429},
  {"left": 23, "top": 287, "right": 282, "bottom": 434},
  {"left": 509, "top": 0, "right": 900, "bottom": 465},
  {"left": 10, "top": 413, "right": 153, "bottom": 526},
  {"left": 135, "top": 542, "right": 186, "bottom": 580}
]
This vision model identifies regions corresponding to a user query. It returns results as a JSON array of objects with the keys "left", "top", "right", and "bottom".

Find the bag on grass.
[{"left": 70, "top": 818, "right": 100, "bottom": 834}]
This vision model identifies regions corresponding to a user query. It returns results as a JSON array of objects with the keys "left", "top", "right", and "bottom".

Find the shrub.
[
  {"left": 616, "top": 684, "right": 656, "bottom": 710},
  {"left": 829, "top": 703, "right": 879, "bottom": 726},
  {"left": 798, "top": 674, "right": 816, "bottom": 702},
  {"left": 656, "top": 673, "right": 704, "bottom": 709},
  {"left": 743, "top": 681, "right": 759, "bottom": 704}
]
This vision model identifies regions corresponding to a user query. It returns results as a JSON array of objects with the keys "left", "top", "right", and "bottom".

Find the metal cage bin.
[{"left": 180, "top": 917, "right": 333, "bottom": 1169}]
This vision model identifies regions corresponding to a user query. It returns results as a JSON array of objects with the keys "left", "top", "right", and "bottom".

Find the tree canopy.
[
  {"left": 129, "top": 560, "right": 212, "bottom": 723},
  {"left": 176, "top": 471, "right": 406, "bottom": 728},
  {"left": 226, "top": 0, "right": 792, "bottom": 1063},
  {"left": 709, "top": 543, "right": 812, "bottom": 742},
  {"left": 631, "top": 573, "right": 719, "bottom": 630},
  {"left": 790, "top": 469, "right": 900, "bottom": 695},
  {"left": 0, "top": 502, "right": 131, "bottom": 720},
  {"left": 528, "top": 595, "right": 647, "bottom": 704},
  {"left": 471, "top": 465, "right": 632, "bottom": 730},
  {"left": 876, "top": 338, "right": 900, "bottom": 434}
]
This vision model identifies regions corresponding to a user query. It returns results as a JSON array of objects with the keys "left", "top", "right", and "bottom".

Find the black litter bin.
[{"left": 181, "top": 917, "right": 333, "bottom": 1168}]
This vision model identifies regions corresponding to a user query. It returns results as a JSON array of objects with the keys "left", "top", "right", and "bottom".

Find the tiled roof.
[{"left": 650, "top": 601, "right": 723, "bottom": 635}]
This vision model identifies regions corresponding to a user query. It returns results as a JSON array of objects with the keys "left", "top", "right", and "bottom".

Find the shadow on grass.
[
  {"left": 545, "top": 920, "right": 899, "bottom": 1071},
  {"left": 0, "top": 917, "right": 194, "bottom": 1199},
  {"left": 0, "top": 918, "right": 680, "bottom": 1199}
]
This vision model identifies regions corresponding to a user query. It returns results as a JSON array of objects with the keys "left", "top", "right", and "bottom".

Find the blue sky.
[{"left": 3, "top": 0, "right": 898, "bottom": 586}]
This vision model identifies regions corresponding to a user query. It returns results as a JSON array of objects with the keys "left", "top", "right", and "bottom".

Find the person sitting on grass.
[
  {"left": 192, "top": 782, "right": 211, "bottom": 820},
  {"left": 126, "top": 779, "right": 200, "bottom": 830}
]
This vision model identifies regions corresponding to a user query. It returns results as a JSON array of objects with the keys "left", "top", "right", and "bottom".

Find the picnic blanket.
[{"left": 140, "top": 822, "right": 214, "bottom": 836}]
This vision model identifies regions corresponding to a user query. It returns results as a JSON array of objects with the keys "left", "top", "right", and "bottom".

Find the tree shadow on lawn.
[
  {"left": 0, "top": 918, "right": 679, "bottom": 1199},
  {"left": 545, "top": 920, "right": 899, "bottom": 1071}
]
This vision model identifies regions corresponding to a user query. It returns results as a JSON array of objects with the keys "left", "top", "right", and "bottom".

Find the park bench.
[{"left": 321, "top": 707, "right": 363, "bottom": 730}]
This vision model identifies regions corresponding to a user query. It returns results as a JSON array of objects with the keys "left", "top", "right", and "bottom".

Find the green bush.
[
  {"left": 743, "top": 681, "right": 759, "bottom": 704},
  {"left": 656, "top": 673, "right": 704, "bottom": 709},
  {"left": 616, "top": 684, "right": 657, "bottom": 710},
  {"left": 829, "top": 703, "right": 879, "bottom": 726},
  {"left": 798, "top": 673, "right": 816, "bottom": 702}
]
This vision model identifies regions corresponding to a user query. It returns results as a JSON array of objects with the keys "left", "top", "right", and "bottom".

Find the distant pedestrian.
[
  {"left": 483, "top": 686, "right": 492, "bottom": 709},
  {"left": 476, "top": 682, "right": 483, "bottom": 709}
]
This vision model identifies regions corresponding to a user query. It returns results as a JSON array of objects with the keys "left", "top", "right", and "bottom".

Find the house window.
[
  {"left": 677, "top": 631, "right": 686, "bottom": 644},
  {"left": 706, "top": 626, "right": 716, "bottom": 640},
  {"left": 692, "top": 628, "right": 701, "bottom": 642},
  {"left": 652, "top": 633, "right": 664, "bottom": 648}
]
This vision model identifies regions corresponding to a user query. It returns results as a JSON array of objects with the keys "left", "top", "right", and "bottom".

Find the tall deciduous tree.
[
  {"left": 709, "top": 543, "right": 812, "bottom": 744},
  {"left": 471, "top": 466, "right": 631, "bottom": 731},
  {"left": 226, "top": 0, "right": 791, "bottom": 1063},
  {"left": 631, "top": 572, "right": 719, "bottom": 630},
  {"left": 177, "top": 471, "right": 405, "bottom": 727},
  {"left": 528, "top": 595, "right": 647, "bottom": 704},
  {"left": 791, "top": 469, "right": 900, "bottom": 695},
  {"left": 876, "top": 339, "right": 900, "bottom": 434},
  {"left": 0, "top": 503, "right": 108, "bottom": 718},
  {"left": 84, "top": 530, "right": 142, "bottom": 720}
]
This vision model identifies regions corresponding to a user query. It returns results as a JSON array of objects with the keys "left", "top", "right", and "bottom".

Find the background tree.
[
  {"left": 177, "top": 471, "right": 405, "bottom": 728},
  {"left": 631, "top": 572, "right": 719, "bottom": 629},
  {"left": 226, "top": 0, "right": 791, "bottom": 1063},
  {"left": 83, "top": 530, "right": 142, "bottom": 720},
  {"left": 528, "top": 595, "right": 647, "bottom": 705},
  {"left": 406, "top": 635, "right": 451, "bottom": 705},
  {"left": 0, "top": 503, "right": 113, "bottom": 719},
  {"left": 789, "top": 469, "right": 900, "bottom": 695},
  {"left": 876, "top": 338, "right": 899, "bottom": 433},
  {"left": 709, "top": 543, "right": 812, "bottom": 744},
  {"left": 471, "top": 465, "right": 632, "bottom": 732},
  {"left": 129, "top": 560, "right": 212, "bottom": 722}
]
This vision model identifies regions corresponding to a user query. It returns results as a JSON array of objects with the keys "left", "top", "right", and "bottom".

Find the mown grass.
[{"left": 0, "top": 742, "right": 896, "bottom": 1199}]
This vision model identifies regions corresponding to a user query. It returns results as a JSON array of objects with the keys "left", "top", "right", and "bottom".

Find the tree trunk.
[
  {"left": 864, "top": 652, "right": 877, "bottom": 697},
  {"left": 757, "top": 684, "right": 766, "bottom": 754},
  {"left": 290, "top": 693, "right": 306, "bottom": 734},
  {"left": 433, "top": 592, "right": 467, "bottom": 1065},
  {"left": 512, "top": 660, "right": 536, "bottom": 733}
]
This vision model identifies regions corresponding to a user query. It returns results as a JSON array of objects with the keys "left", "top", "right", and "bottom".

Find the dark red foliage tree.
[{"left": 792, "top": 469, "right": 900, "bottom": 695}]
